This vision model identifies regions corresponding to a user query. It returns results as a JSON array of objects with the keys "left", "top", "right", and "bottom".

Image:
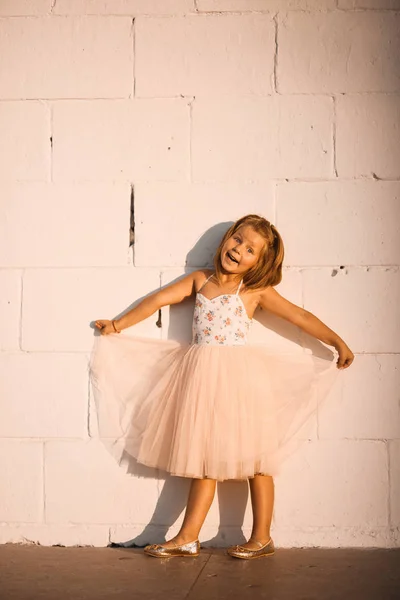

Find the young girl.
[{"left": 91, "top": 214, "right": 354, "bottom": 560}]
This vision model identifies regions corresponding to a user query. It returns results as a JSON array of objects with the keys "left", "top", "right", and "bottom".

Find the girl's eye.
[{"left": 247, "top": 248, "right": 254, "bottom": 254}]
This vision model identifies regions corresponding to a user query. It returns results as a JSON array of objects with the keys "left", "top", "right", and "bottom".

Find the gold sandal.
[
  {"left": 227, "top": 537, "right": 275, "bottom": 560},
  {"left": 144, "top": 539, "right": 200, "bottom": 558}
]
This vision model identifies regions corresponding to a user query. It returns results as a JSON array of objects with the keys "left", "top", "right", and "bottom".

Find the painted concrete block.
[
  {"left": 134, "top": 182, "right": 275, "bottom": 267},
  {"left": 0, "top": 441, "right": 43, "bottom": 522},
  {"left": 279, "top": 12, "right": 400, "bottom": 93},
  {"left": 192, "top": 96, "right": 333, "bottom": 181},
  {"left": 55, "top": 0, "right": 195, "bottom": 15},
  {"left": 0, "top": 270, "right": 21, "bottom": 351},
  {"left": 274, "top": 440, "right": 388, "bottom": 528},
  {"left": 0, "top": 102, "right": 49, "bottom": 179},
  {"left": 0, "top": 183, "right": 130, "bottom": 267},
  {"left": 53, "top": 99, "right": 190, "bottom": 182},
  {"left": 336, "top": 94, "right": 400, "bottom": 179},
  {"left": 197, "top": 0, "right": 336, "bottom": 9},
  {"left": 273, "top": 525, "right": 393, "bottom": 548},
  {"left": 318, "top": 354, "right": 400, "bottom": 440},
  {"left": 276, "top": 181, "right": 400, "bottom": 266},
  {"left": 45, "top": 440, "right": 160, "bottom": 524},
  {"left": 338, "top": 1, "right": 400, "bottom": 8},
  {"left": 0, "top": 353, "right": 88, "bottom": 438},
  {"left": 135, "top": 14, "right": 274, "bottom": 96},
  {"left": 302, "top": 267, "right": 400, "bottom": 353},
  {"left": 0, "top": 17, "right": 132, "bottom": 99},
  {"left": 0, "top": 1, "right": 52, "bottom": 15},
  {"left": 22, "top": 268, "right": 161, "bottom": 351}
]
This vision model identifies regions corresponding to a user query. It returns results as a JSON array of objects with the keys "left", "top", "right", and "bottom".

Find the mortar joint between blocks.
[
  {"left": 386, "top": 440, "right": 392, "bottom": 529},
  {"left": 131, "top": 18, "right": 135, "bottom": 98},
  {"left": 19, "top": 271, "right": 24, "bottom": 351},
  {"left": 42, "top": 442, "right": 46, "bottom": 524},
  {"left": 332, "top": 95, "right": 338, "bottom": 178},
  {"left": 188, "top": 96, "right": 195, "bottom": 183},
  {"left": 273, "top": 13, "right": 279, "bottom": 95},
  {"left": 86, "top": 361, "right": 91, "bottom": 439}
]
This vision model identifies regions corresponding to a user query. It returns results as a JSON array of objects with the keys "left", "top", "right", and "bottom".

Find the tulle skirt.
[{"left": 89, "top": 333, "right": 339, "bottom": 481}]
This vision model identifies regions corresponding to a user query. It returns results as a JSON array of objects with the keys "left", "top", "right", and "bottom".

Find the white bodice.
[{"left": 192, "top": 277, "right": 252, "bottom": 346}]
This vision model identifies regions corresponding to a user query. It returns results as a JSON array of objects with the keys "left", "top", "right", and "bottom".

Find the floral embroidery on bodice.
[{"left": 192, "top": 277, "right": 252, "bottom": 346}]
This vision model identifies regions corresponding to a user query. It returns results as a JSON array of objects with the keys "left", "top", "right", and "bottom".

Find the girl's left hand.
[{"left": 336, "top": 344, "right": 354, "bottom": 370}]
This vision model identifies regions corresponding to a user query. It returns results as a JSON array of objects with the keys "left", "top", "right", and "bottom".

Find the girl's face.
[{"left": 220, "top": 225, "right": 266, "bottom": 275}]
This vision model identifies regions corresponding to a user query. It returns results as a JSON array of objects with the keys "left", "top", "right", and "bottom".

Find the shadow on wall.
[{"left": 98, "top": 221, "right": 334, "bottom": 549}]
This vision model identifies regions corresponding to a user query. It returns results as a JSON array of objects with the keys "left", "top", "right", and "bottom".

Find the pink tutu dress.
[{"left": 89, "top": 276, "right": 338, "bottom": 481}]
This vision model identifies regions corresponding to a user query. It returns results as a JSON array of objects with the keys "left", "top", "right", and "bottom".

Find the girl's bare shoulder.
[{"left": 192, "top": 268, "right": 214, "bottom": 290}]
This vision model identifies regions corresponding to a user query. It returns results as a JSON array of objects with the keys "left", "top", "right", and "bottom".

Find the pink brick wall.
[{"left": 0, "top": 0, "right": 399, "bottom": 548}]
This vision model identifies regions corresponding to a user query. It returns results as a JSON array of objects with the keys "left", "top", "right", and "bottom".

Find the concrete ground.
[{"left": 0, "top": 545, "right": 399, "bottom": 600}]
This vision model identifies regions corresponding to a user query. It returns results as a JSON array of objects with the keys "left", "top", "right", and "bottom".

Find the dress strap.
[
  {"left": 236, "top": 280, "right": 243, "bottom": 295},
  {"left": 198, "top": 273, "right": 214, "bottom": 293}
]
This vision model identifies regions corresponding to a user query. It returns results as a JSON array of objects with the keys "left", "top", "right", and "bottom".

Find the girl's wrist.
[
  {"left": 333, "top": 338, "right": 346, "bottom": 351},
  {"left": 112, "top": 319, "right": 121, "bottom": 333}
]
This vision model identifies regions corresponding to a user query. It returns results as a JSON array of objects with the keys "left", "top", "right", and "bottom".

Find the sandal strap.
[
  {"left": 248, "top": 538, "right": 263, "bottom": 548},
  {"left": 249, "top": 538, "right": 271, "bottom": 549}
]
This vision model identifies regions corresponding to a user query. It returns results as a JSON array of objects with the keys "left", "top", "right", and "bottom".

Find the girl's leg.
[
  {"left": 243, "top": 474, "right": 274, "bottom": 550},
  {"left": 160, "top": 477, "right": 216, "bottom": 548}
]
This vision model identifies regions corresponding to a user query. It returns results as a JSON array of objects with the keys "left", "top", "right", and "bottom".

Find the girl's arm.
[
  {"left": 258, "top": 287, "right": 354, "bottom": 369},
  {"left": 95, "top": 270, "right": 205, "bottom": 335}
]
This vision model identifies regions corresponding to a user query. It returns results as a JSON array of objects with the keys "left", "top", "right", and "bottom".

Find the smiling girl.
[{"left": 91, "top": 214, "right": 353, "bottom": 560}]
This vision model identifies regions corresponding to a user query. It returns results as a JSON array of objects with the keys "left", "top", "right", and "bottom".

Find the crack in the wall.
[
  {"left": 373, "top": 354, "right": 382, "bottom": 373},
  {"left": 129, "top": 185, "right": 135, "bottom": 247},
  {"left": 50, "top": 0, "right": 57, "bottom": 14},
  {"left": 49, "top": 102, "right": 54, "bottom": 183},
  {"left": 156, "top": 271, "right": 162, "bottom": 329},
  {"left": 129, "top": 185, "right": 135, "bottom": 269}
]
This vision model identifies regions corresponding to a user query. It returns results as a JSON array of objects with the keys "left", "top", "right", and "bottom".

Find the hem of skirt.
[{"left": 136, "top": 457, "right": 275, "bottom": 482}]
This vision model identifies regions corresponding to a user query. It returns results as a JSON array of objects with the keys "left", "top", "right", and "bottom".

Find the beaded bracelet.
[{"left": 112, "top": 320, "right": 121, "bottom": 333}]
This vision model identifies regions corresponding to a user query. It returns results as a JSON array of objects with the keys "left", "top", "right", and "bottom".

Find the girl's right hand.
[{"left": 94, "top": 320, "right": 115, "bottom": 335}]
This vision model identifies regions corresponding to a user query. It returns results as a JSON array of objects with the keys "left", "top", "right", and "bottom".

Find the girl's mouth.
[{"left": 226, "top": 251, "right": 239, "bottom": 264}]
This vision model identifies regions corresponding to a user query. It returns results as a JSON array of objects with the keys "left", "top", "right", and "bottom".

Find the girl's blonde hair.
[{"left": 213, "top": 215, "right": 284, "bottom": 290}]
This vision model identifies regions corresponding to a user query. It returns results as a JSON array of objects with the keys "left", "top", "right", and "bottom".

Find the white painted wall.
[{"left": 0, "top": 0, "right": 399, "bottom": 548}]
